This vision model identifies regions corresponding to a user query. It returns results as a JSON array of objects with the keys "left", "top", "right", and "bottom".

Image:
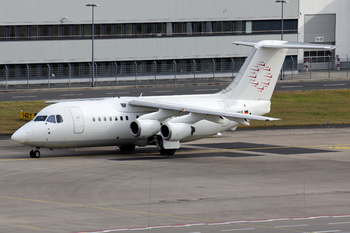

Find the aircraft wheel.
[
  {"left": 158, "top": 148, "right": 176, "bottom": 155},
  {"left": 119, "top": 145, "right": 135, "bottom": 152},
  {"left": 158, "top": 147, "right": 167, "bottom": 155},
  {"left": 30, "top": 150, "right": 41, "bottom": 158},
  {"left": 165, "top": 149, "right": 176, "bottom": 155}
]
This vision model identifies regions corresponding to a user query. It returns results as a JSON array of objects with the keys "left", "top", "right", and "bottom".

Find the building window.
[
  {"left": 115, "top": 24, "right": 122, "bottom": 37},
  {"left": 0, "top": 19, "right": 297, "bottom": 41},
  {"left": 155, "top": 23, "right": 165, "bottom": 36},
  {"left": 144, "top": 23, "right": 154, "bottom": 36},
  {"left": 124, "top": 24, "right": 132, "bottom": 37}
]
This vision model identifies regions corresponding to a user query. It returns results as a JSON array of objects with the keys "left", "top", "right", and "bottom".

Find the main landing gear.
[
  {"left": 151, "top": 136, "right": 177, "bottom": 155},
  {"left": 30, "top": 147, "right": 41, "bottom": 158}
]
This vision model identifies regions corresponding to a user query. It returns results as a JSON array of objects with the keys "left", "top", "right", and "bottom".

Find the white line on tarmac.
[
  {"left": 195, "top": 89, "right": 219, "bottom": 91},
  {"left": 275, "top": 224, "right": 308, "bottom": 228},
  {"left": 59, "top": 94, "right": 83, "bottom": 96},
  {"left": 328, "top": 221, "right": 350, "bottom": 225},
  {"left": 12, "top": 96, "right": 37, "bottom": 98},
  {"left": 151, "top": 90, "right": 174, "bottom": 93},
  {"left": 106, "top": 92, "right": 130, "bottom": 94},
  {"left": 221, "top": 228, "right": 255, "bottom": 232},
  {"left": 323, "top": 84, "right": 345, "bottom": 86},
  {"left": 312, "top": 230, "right": 341, "bottom": 233},
  {"left": 280, "top": 85, "right": 303, "bottom": 88}
]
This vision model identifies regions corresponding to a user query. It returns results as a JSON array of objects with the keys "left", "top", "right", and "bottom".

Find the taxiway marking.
[
  {"left": 281, "top": 85, "right": 303, "bottom": 88},
  {"left": 78, "top": 215, "right": 350, "bottom": 233},
  {"left": 195, "top": 89, "right": 219, "bottom": 92},
  {"left": 59, "top": 94, "right": 83, "bottom": 96},
  {"left": 12, "top": 95, "right": 37, "bottom": 98},
  {"left": 323, "top": 84, "right": 345, "bottom": 87},
  {"left": 18, "top": 225, "right": 40, "bottom": 230},
  {"left": 151, "top": 90, "right": 173, "bottom": 93}
]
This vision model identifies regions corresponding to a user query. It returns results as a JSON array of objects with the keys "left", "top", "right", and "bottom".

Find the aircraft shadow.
[{"left": 192, "top": 142, "right": 337, "bottom": 155}]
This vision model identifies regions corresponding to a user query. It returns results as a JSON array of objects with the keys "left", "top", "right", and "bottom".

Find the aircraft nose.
[{"left": 11, "top": 128, "right": 28, "bottom": 144}]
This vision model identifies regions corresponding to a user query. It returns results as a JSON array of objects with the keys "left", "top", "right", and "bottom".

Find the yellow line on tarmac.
[
  {"left": 0, "top": 195, "right": 211, "bottom": 222},
  {"left": 18, "top": 225, "right": 40, "bottom": 230}
]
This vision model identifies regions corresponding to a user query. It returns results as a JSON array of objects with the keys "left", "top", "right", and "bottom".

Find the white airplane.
[{"left": 11, "top": 40, "right": 336, "bottom": 158}]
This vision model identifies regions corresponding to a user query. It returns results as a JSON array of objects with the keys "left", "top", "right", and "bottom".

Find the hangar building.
[{"left": 0, "top": 0, "right": 347, "bottom": 87}]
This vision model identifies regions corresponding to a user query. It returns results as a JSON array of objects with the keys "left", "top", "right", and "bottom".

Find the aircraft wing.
[{"left": 129, "top": 98, "right": 280, "bottom": 122}]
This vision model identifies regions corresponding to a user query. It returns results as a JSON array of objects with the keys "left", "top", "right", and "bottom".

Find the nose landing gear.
[{"left": 30, "top": 148, "right": 41, "bottom": 158}]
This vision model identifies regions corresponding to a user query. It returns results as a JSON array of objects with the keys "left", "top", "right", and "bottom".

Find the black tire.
[
  {"left": 165, "top": 149, "right": 176, "bottom": 155},
  {"left": 159, "top": 147, "right": 167, "bottom": 155},
  {"left": 31, "top": 150, "right": 41, "bottom": 158},
  {"left": 158, "top": 148, "right": 176, "bottom": 155},
  {"left": 119, "top": 145, "right": 136, "bottom": 152}
]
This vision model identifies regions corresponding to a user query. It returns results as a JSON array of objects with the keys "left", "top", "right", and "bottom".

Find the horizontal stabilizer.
[{"left": 233, "top": 41, "right": 337, "bottom": 50}]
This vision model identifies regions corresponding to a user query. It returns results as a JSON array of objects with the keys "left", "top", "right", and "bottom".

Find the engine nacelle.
[
  {"left": 130, "top": 119, "right": 161, "bottom": 138},
  {"left": 160, "top": 123, "right": 195, "bottom": 141}
]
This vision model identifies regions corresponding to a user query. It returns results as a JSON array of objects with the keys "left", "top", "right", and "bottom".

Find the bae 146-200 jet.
[{"left": 11, "top": 40, "right": 336, "bottom": 158}]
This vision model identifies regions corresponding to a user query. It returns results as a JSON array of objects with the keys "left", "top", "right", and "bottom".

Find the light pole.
[
  {"left": 275, "top": 0, "right": 289, "bottom": 80},
  {"left": 86, "top": 3, "right": 100, "bottom": 87},
  {"left": 275, "top": 0, "right": 289, "bottom": 40}
]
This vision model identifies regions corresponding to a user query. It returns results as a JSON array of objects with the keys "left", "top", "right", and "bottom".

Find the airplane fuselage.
[{"left": 13, "top": 95, "right": 269, "bottom": 149}]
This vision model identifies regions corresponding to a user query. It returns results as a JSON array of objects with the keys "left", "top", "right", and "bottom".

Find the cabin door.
[{"left": 69, "top": 107, "right": 84, "bottom": 134}]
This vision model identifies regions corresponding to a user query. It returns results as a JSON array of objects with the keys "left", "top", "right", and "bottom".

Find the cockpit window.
[
  {"left": 34, "top": 115, "right": 47, "bottom": 122},
  {"left": 46, "top": 115, "right": 56, "bottom": 123},
  {"left": 56, "top": 115, "right": 63, "bottom": 123}
]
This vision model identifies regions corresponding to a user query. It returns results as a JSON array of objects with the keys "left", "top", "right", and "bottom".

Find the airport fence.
[{"left": 1, "top": 55, "right": 348, "bottom": 91}]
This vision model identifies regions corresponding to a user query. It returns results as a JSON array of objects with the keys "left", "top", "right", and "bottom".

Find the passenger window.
[
  {"left": 34, "top": 115, "right": 47, "bottom": 122},
  {"left": 46, "top": 115, "right": 56, "bottom": 123},
  {"left": 126, "top": 116, "right": 129, "bottom": 121},
  {"left": 56, "top": 115, "right": 63, "bottom": 123},
  {"left": 115, "top": 116, "right": 118, "bottom": 121},
  {"left": 109, "top": 116, "right": 112, "bottom": 121},
  {"left": 92, "top": 117, "right": 96, "bottom": 122},
  {"left": 98, "top": 117, "right": 101, "bottom": 122},
  {"left": 120, "top": 116, "right": 123, "bottom": 121},
  {"left": 104, "top": 117, "right": 107, "bottom": 121}
]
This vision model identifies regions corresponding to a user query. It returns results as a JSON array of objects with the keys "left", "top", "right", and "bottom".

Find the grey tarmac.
[{"left": 0, "top": 125, "right": 350, "bottom": 233}]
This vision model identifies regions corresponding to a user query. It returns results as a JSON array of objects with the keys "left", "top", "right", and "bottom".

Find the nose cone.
[{"left": 11, "top": 128, "right": 28, "bottom": 144}]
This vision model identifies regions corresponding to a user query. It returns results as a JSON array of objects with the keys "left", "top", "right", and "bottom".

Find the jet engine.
[
  {"left": 130, "top": 119, "right": 161, "bottom": 138},
  {"left": 160, "top": 122, "right": 195, "bottom": 141}
]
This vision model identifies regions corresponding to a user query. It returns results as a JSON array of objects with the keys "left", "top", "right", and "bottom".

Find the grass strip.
[{"left": 0, "top": 89, "right": 349, "bottom": 134}]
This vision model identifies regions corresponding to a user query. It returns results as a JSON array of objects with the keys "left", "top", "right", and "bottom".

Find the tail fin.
[{"left": 218, "top": 40, "right": 336, "bottom": 101}]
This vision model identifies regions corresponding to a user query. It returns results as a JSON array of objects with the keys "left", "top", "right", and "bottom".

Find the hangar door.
[
  {"left": 69, "top": 107, "right": 84, "bottom": 134},
  {"left": 304, "top": 14, "right": 336, "bottom": 69},
  {"left": 304, "top": 14, "right": 335, "bottom": 44}
]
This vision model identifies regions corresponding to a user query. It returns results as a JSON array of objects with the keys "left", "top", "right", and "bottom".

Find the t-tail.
[{"left": 218, "top": 40, "right": 336, "bottom": 101}]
